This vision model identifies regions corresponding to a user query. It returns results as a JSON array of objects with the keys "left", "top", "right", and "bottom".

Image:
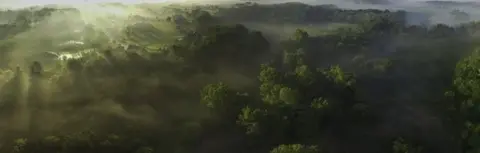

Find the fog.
[
  {"left": 0, "top": 0, "right": 477, "bottom": 152},
  {"left": 240, "top": 0, "right": 480, "bottom": 25},
  {"left": 151, "top": 0, "right": 480, "bottom": 27},
  {"left": 3, "top": 0, "right": 477, "bottom": 26},
  {"left": 0, "top": 0, "right": 475, "bottom": 135}
]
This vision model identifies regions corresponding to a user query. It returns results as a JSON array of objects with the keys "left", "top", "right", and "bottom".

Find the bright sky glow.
[{"left": 0, "top": 0, "right": 174, "bottom": 8}]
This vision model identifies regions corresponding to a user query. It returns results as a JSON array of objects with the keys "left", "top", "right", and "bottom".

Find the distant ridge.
[{"left": 424, "top": 0, "right": 480, "bottom": 7}]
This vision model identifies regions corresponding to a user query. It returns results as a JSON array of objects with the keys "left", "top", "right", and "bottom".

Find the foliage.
[
  {"left": 270, "top": 144, "right": 320, "bottom": 153},
  {"left": 392, "top": 138, "right": 423, "bottom": 153},
  {"left": 0, "top": 2, "right": 479, "bottom": 153}
]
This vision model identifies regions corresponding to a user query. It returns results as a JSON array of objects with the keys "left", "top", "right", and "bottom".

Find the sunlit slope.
[{"left": 0, "top": 4, "right": 180, "bottom": 67}]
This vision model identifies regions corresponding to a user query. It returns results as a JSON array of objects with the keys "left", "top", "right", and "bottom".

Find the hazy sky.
[{"left": 0, "top": 0, "right": 477, "bottom": 8}]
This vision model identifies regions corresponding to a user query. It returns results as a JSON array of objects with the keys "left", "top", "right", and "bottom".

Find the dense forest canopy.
[{"left": 0, "top": 1, "right": 479, "bottom": 153}]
